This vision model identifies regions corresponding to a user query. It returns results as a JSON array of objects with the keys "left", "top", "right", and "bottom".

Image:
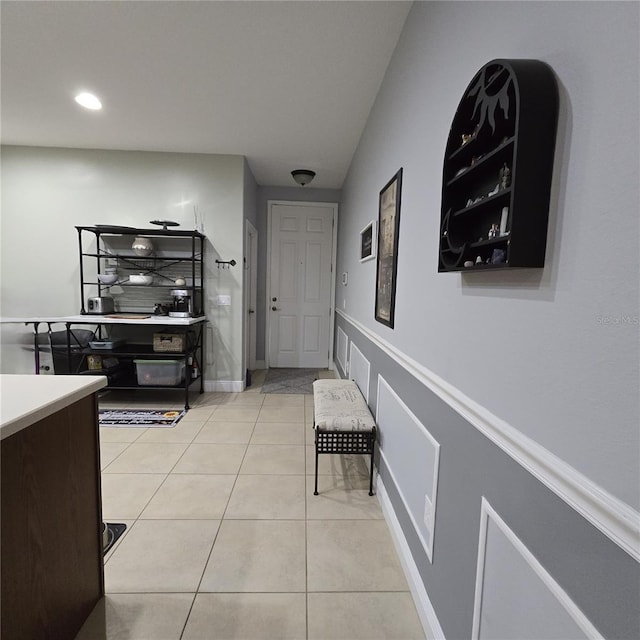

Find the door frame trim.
[
  {"left": 266, "top": 200, "right": 338, "bottom": 370},
  {"left": 244, "top": 219, "right": 258, "bottom": 376}
]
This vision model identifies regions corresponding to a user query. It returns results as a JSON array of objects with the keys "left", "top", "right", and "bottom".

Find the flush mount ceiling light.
[
  {"left": 74, "top": 92, "right": 102, "bottom": 110},
  {"left": 291, "top": 169, "right": 316, "bottom": 186}
]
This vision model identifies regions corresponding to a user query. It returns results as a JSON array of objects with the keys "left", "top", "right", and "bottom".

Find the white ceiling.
[{"left": 1, "top": 1, "right": 411, "bottom": 189}]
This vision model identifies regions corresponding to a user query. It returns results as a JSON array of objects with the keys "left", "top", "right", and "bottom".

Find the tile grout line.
[
  {"left": 178, "top": 398, "right": 262, "bottom": 638},
  {"left": 182, "top": 392, "right": 264, "bottom": 634}
]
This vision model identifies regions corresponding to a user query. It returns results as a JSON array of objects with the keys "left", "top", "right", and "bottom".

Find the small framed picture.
[{"left": 360, "top": 220, "right": 376, "bottom": 263}]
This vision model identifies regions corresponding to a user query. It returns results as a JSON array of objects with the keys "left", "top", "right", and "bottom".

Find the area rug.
[
  {"left": 261, "top": 368, "right": 317, "bottom": 394},
  {"left": 99, "top": 408, "right": 186, "bottom": 427}
]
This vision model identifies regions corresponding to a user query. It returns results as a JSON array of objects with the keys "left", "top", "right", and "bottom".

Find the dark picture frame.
[
  {"left": 359, "top": 220, "right": 376, "bottom": 262},
  {"left": 375, "top": 168, "right": 403, "bottom": 328}
]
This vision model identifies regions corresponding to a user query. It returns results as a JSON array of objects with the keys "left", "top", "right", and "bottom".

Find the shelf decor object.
[
  {"left": 360, "top": 220, "right": 376, "bottom": 263},
  {"left": 438, "top": 59, "right": 559, "bottom": 272},
  {"left": 375, "top": 168, "right": 403, "bottom": 328}
]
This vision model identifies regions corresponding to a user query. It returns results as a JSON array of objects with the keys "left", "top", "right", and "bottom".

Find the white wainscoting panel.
[
  {"left": 336, "top": 325, "right": 348, "bottom": 373},
  {"left": 472, "top": 498, "right": 602, "bottom": 640},
  {"left": 348, "top": 341, "right": 371, "bottom": 402},
  {"left": 376, "top": 375, "right": 440, "bottom": 561}
]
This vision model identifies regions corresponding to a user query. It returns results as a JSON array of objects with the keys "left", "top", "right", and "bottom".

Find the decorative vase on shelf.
[{"left": 132, "top": 236, "right": 153, "bottom": 257}]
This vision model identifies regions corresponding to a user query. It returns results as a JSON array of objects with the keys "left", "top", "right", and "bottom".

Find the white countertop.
[
  {"left": 0, "top": 374, "right": 108, "bottom": 441},
  {"left": 1, "top": 315, "right": 206, "bottom": 326}
]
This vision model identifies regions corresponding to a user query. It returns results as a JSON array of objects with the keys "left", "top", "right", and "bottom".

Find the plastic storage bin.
[{"left": 134, "top": 359, "right": 184, "bottom": 386}]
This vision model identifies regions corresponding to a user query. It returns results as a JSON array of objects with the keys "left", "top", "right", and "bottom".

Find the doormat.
[
  {"left": 99, "top": 409, "right": 186, "bottom": 427},
  {"left": 104, "top": 523, "right": 127, "bottom": 555},
  {"left": 261, "top": 368, "right": 317, "bottom": 394}
]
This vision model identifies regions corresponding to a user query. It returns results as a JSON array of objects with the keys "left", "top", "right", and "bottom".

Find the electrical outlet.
[{"left": 424, "top": 494, "right": 433, "bottom": 528}]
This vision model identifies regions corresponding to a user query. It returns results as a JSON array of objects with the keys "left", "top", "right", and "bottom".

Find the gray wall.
[
  {"left": 255, "top": 185, "right": 341, "bottom": 362},
  {"left": 336, "top": 0, "right": 639, "bottom": 509},
  {"left": 334, "top": 1, "right": 639, "bottom": 638}
]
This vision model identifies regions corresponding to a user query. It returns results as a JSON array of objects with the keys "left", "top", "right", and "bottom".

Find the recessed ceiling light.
[{"left": 74, "top": 92, "right": 102, "bottom": 110}]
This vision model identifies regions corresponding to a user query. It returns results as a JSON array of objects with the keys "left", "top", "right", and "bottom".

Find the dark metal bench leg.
[
  {"left": 314, "top": 427, "right": 319, "bottom": 495},
  {"left": 368, "top": 447, "right": 375, "bottom": 496}
]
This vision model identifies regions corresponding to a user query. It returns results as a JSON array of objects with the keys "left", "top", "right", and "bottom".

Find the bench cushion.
[{"left": 313, "top": 379, "right": 375, "bottom": 432}]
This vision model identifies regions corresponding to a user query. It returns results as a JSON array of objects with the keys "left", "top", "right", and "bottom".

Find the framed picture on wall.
[
  {"left": 359, "top": 221, "right": 376, "bottom": 263},
  {"left": 375, "top": 168, "right": 403, "bottom": 328}
]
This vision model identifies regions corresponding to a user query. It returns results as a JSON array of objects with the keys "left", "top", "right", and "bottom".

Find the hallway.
[{"left": 76, "top": 370, "right": 425, "bottom": 639}]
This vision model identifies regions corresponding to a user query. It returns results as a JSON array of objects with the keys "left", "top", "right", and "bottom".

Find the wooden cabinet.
[
  {"left": 1, "top": 376, "right": 106, "bottom": 640},
  {"left": 439, "top": 59, "right": 559, "bottom": 272}
]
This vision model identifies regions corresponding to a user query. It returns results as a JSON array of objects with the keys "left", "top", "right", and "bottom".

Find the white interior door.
[
  {"left": 268, "top": 202, "right": 336, "bottom": 368},
  {"left": 244, "top": 220, "right": 258, "bottom": 376}
]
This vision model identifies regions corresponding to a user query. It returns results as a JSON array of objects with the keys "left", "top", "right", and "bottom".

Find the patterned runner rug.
[
  {"left": 261, "top": 368, "right": 318, "bottom": 394},
  {"left": 99, "top": 408, "right": 186, "bottom": 427}
]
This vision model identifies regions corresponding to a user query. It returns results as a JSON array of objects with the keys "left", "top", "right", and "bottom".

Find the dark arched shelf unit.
[{"left": 439, "top": 59, "right": 559, "bottom": 272}]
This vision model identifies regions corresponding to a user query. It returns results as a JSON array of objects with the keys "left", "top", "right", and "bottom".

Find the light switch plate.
[{"left": 216, "top": 294, "right": 231, "bottom": 306}]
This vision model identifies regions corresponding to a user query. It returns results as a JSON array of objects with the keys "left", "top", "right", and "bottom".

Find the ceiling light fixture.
[
  {"left": 74, "top": 92, "right": 102, "bottom": 110},
  {"left": 291, "top": 169, "right": 316, "bottom": 187}
]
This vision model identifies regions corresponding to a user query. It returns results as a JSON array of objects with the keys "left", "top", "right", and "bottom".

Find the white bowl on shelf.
[
  {"left": 129, "top": 274, "right": 153, "bottom": 285},
  {"left": 97, "top": 273, "right": 118, "bottom": 284}
]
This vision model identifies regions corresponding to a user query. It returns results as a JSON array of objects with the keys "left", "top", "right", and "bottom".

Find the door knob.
[
  {"left": 271, "top": 306, "right": 279, "bottom": 311},
  {"left": 272, "top": 297, "right": 277, "bottom": 302},
  {"left": 248, "top": 309, "right": 255, "bottom": 314}
]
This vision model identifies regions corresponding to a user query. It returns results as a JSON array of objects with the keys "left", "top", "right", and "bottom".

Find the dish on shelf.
[
  {"left": 129, "top": 274, "right": 154, "bottom": 285},
  {"left": 97, "top": 273, "right": 118, "bottom": 284}
]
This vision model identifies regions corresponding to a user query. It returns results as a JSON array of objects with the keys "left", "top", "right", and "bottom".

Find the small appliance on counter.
[
  {"left": 87, "top": 296, "right": 115, "bottom": 314},
  {"left": 169, "top": 289, "right": 195, "bottom": 317}
]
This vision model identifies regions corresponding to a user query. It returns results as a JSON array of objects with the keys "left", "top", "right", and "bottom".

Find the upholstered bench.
[{"left": 312, "top": 378, "right": 376, "bottom": 496}]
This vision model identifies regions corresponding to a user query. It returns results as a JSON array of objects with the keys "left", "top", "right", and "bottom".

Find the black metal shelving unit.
[{"left": 67, "top": 226, "right": 208, "bottom": 409}]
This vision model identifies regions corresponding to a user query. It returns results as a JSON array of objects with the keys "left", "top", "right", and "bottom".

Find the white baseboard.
[
  {"left": 377, "top": 476, "right": 446, "bottom": 640},
  {"left": 204, "top": 380, "right": 245, "bottom": 393}
]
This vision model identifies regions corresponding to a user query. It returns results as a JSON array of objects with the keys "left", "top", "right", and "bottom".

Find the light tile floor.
[{"left": 76, "top": 370, "right": 425, "bottom": 639}]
